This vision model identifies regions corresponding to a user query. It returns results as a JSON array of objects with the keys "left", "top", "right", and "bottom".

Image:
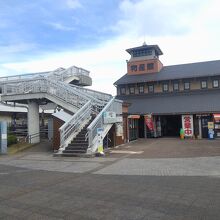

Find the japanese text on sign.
[{"left": 182, "top": 115, "right": 194, "bottom": 137}]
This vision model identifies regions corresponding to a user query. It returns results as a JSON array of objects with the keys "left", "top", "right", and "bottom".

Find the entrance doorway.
[
  {"left": 160, "top": 115, "right": 182, "bottom": 137},
  {"left": 138, "top": 116, "right": 145, "bottom": 138}
]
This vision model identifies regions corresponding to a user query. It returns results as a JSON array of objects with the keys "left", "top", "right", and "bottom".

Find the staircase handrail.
[
  {"left": 59, "top": 100, "right": 92, "bottom": 149},
  {"left": 87, "top": 97, "right": 122, "bottom": 151},
  {"left": 69, "top": 84, "right": 112, "bottom": 103}
]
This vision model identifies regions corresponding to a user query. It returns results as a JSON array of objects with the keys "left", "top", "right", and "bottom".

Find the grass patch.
[{"left": 8, "top": 142, "right": 33, "bottom": 155}]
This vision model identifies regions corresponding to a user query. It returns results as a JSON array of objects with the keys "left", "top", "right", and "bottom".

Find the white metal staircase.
[{"left": 0, "top": 66, "right": 122, "bottom": 155}]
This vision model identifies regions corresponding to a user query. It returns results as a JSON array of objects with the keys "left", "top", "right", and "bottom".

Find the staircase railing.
[
  {"left": 69, "top": 84, "right": 112, "bottom": 103},
  {"left": 87, "top": 97, "right": 122, "bottom": 153},
  {"left": 59, "top": 100, "right": 92, "bottom": 150}
]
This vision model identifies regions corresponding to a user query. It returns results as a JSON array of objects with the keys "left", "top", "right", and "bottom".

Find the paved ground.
[
  {"left": 0, "top": 138, "right": 220, "bottom": 219},
  {"left": 107, "top": 138, "right": 220, "bottom": 158}
]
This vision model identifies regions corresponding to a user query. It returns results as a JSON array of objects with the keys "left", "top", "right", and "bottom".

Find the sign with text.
[
  {"left": 182, "top": 115, "right": 194, "bottom": 137},
  {"left": 103, "top": 112, "right": 117, "bottom": 124}
]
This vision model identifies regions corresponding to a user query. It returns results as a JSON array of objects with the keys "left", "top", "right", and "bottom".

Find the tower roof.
[{"left": 126, "top": 44, "right": 163, "bottom": 56}]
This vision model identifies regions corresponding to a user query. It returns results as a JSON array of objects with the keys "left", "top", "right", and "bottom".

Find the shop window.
[
  {"left": 120, "top": 87, "right": 126, "bottom": 95},
  {"left": 201, "top": 80, "right": 207, "bottom": 89},
  {"left": 162, "top": 83, "right": 169, "bottom": 92},
  {"left": 139, "top": 64, "right": 145, "bottom": 71},
  {"left": 139, "top": 85, "right": 144, "bottom": 93},
  {"left": 184, "top": 82, "right": 190, "bottom": 90},
  {"left": 148, "top": 84, "right": 154, "bottom": 93},
  {"left": 129, "top": 86, "right": 135, "bottom": 94},
  {"left": 213, "top": 79, "right": 219, "bottom": 88},
  {"left": 131, "top": 65, "right": 137, "bottom": 72},
  {"left": 173, "top": 82, "right": 179, "bottom": 91},
  {"left": 147, "top": 63, "right": 154, "bottom": 70}
]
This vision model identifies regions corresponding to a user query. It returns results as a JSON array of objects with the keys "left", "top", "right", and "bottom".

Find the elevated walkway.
[{"left": 0, "top": 65, "right": 122, "bottom": 156}]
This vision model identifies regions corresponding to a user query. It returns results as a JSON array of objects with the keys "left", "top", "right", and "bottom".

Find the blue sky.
[{"left": 1, "top": 0, "right": 220, "bottom": 94}]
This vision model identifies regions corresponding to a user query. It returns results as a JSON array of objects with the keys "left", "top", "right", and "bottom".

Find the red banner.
[{"left": 145, "top": 115, "right": 154, "bottom": 131}]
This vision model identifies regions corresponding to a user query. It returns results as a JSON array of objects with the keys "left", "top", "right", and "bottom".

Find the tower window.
[
  {"left": 120, "top": 87, "right": 126, "bottom": 95},
  {"left": 139, "top": 64, "right": 145, "bottom": 71},
  {"left": 129, "top": 86, "right": 135, "bottom": 94},
  {"left": 147, "top": 63, "right": 154, "bottom": 70},
  {"left": 201, "top": 80, "right": 207, "bottom": 89},
  {"left": 133, "top": 50, "right": 152, "bottom": 57},
  {"left": 131, "top": 65, "right": 137, "bottom": 72}
]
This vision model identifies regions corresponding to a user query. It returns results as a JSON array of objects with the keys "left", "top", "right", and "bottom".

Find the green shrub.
[{"left": 7, "top": 135, "right": 18, "bottom": 146}]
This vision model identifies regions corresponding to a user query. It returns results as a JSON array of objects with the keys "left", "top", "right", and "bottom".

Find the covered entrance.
[{"left": 160, "top": 115, "right": 182, "bottom": 137}]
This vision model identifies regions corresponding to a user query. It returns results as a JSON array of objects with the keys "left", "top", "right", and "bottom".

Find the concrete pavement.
[{"left": 0, "top": 138, "right": 220, "bottom": 219}]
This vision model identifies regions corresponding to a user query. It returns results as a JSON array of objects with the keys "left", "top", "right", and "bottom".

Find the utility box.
[{"left": 0, "top": 121, "right": 7, "bottom": 154}]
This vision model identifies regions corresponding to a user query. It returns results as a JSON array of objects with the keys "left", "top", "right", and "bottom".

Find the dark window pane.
[
  {"left": 147, "top": 63, "right": 154, "bottom": 70},
  {"left": 131, "top": 65, "right": 137, "bottom": 72},
  {"left": 139, "top": 64, "right": 145, "bottom": 71}
]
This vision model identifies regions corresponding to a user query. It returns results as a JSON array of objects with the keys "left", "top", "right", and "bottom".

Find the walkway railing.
[{"left": 0, "top": 65, "right": 90, "bottom": 83}]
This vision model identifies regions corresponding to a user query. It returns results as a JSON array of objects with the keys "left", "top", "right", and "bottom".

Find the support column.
[
  {"left": 198, "top": 117, "right": 202, "bottom": 139},
  {"left": 28, "top": 101, "right": 40, "bottom": 143}
]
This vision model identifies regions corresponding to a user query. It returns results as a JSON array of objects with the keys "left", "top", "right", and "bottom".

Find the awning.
[
  {"left": 128, "top": 115, "right": 140, "bottom": 119},
  {"left": 214, "top": 114, "right": 220, "bottom": 121}
]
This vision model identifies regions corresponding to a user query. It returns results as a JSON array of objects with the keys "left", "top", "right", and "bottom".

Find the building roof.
[
  {"left": 126, "top": 44, "right": 163, "bottom": 56},
  {"left": 117, "top": 90, "right": 220, "bottom": 115},
  {"left": 114, "top": 60, "right": 220, "bottom": 85},
  {"left": 52, "top": 110, "right": 72, "bottom": 122}
]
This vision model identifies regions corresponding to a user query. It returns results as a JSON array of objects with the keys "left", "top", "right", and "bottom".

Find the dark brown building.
[{"left": 114, "top": 43, "right": 220, "bottom": 140}]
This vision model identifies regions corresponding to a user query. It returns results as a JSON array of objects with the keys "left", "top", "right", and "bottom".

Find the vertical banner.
[
  {"left": 145, "top": 114, "right": 154, "bottom": 131},
  {"left": 182, "top": 115, "right": 194, "bottom": 137}
]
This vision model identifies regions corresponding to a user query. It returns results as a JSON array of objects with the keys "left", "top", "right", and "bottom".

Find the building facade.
[{"left": 115, "top": 43, "right": 220, "bottom": 140}]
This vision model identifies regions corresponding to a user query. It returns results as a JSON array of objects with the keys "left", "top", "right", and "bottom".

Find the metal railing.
[
  {"left": 87, "top": 97, "right": 122, "bottom": 152},
  {"left": 59, "top": 101, "right": 92, "bottom": 149},
  {"left": 0, "top": 66, "right": 121, "bottom": 154},
  {"left": 1, "top": 77, "right": 90, "bottom": 110},
  {"left": 0, "top": 65, "right": 90, "bottom": 83},
  {"left": 69, "top": 84, "right": 112, "bottom": 103}
]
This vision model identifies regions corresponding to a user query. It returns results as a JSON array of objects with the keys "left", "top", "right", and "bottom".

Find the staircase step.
[
  {"left": 66, "top": 147, "right": 88, "bottom": 151},
  {"left": 68, "top": 143, "right": 88, "bottom": 147},
  {"left": 63, "top": 149, "right": 87, "bottom": 154}
]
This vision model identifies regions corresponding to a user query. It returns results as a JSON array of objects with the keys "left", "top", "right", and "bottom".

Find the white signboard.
[
  {"left": 103, "top": 112, "right": 117, "bottom": 124},
  {"left": 182, "top": 115, "right": 194, "bottom": 137}
]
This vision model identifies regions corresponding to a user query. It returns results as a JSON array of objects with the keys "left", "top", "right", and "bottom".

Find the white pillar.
[
  {"left": 28, "top": 101, "right": 40, "bottom": 143},
  {"left": 198, "top": 117, "right": 202, "bottom": 139}
]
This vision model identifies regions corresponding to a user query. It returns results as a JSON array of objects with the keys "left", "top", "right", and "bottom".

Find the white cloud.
[
  {"left": 1, "top": 0, "right": 220, "bottom": 96},
  {"left": 113, "top": 0, "right": 206, "bottom": 37},
  {"left": 66, "top": 0, "right": 82, "bottom": 9},
  {"left": 47, "top": 22, "right": 75, "bottom": 31}
]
